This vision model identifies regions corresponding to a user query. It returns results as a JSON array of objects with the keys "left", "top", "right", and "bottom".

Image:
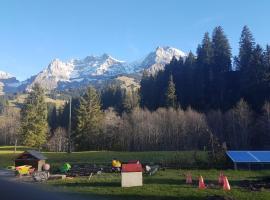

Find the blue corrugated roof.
[{"left": 227, "top": 151, "right": 270, "bottom": 163}]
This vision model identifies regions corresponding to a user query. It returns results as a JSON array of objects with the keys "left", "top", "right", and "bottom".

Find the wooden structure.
[
  {"left": 15, "top": 150, "right": 47, "bottom": 171},
  {"left": 121, "top": 162, "right": 143, "bottom": 187}
]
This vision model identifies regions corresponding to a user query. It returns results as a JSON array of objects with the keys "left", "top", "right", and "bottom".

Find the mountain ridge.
[{"left": 0, "top": 46, "right": 186, "bottom": 94}]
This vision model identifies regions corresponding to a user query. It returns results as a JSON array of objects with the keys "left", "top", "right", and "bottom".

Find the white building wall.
[{"left": 121, "top": 172, "right": 143, "bottom": 187}]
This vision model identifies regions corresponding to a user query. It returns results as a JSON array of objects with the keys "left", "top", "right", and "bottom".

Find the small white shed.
[{"left": 121, "top": 163, "right": 143, "bottom": 187}]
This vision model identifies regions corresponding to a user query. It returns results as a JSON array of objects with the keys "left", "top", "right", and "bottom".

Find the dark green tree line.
[{"left": 140, "top": 26, "right": 270, "bottom": 112}]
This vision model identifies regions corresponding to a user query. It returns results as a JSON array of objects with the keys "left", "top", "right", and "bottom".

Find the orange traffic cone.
[
  {"left": 223, "top": 176, "right": 231, "bottom": 191},
  {"left": 198, "top": 175, "right": 206, "bottom": 189},
  {"left": 218, "top": 172, "right": 224, "bottom": 185},
  {"left": 186, "top": 172, "right": 192, "bottom": 184}
]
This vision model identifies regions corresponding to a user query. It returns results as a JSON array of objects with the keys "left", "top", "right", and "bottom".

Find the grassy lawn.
[
  {"left": 0, "top": 146, "right": 208, "bottom": 169},
  {"left": 47, "top": 169, "right": 270, "bottom": 200},
  {"left": 1, "top": 146, "right": 270, "bottom": 200}
]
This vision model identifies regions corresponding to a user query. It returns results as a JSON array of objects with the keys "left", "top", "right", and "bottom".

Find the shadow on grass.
[
  {"left": 51, "top": 178, "right": 223, "bottom": 189},
  {"left": 51, "top": 178, "right": 219, "bottom": 191},
  {"left": 227, "top": 179, "right": 270, "bottom": 190},
  {"left": 145, "top": 178, "right": 186, "bottom": 185},
  {"left": 50, "top": 182, "right": 208, "bottom": 200},
  {"left": 78, "top": 193, "right": 207, "bottom": 200},
  {"left": 52, "top": 178, "right": 187, "bottom": 188},
  {"left": 52, "top": 181, "right": 120, "bottom": 188}
]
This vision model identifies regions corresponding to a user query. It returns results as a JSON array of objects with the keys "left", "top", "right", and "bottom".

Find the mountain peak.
[
  {"left": 140, "top": 46, "right": 186, "bottom": 75},
  {"left": 101, "top": 53, "right": 110, "bottom": 59},
  {"left": 101, "top": 53, "right": 125, "bottom": 63},
  {"left": 50, "top": 58, "right": 62, "bottom": 63},
  {"left": 47, "top": 59, "right": 73, "bottom": 76},
  {"left": 155, "top": 46, "right": 186, "bottom": 57},
  {"left": 4, "top": 46, "right": 187, "bottom": 92}
]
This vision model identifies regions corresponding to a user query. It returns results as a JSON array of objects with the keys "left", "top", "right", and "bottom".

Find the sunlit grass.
[
  {"left": 1, "top": 146, "right": 270, "bottom": 199},
  {"left": 0, "top": 146, "right": 208, "bottom": 170},
  {"left": 47, "top": 169, "right": 270, "bottom": 200}
]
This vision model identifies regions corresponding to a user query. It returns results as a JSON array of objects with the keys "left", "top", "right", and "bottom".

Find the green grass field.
[
  {"left": 0, "top": 146, "right": 209, "bottom": 169},
  {"left": 47, "top": 169, "right": 270, "bottom": 200},
  {"left": 1, "top": 146, "right": 270, "bottom": 200}
]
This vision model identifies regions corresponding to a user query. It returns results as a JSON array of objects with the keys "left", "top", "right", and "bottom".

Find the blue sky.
[{"left": 0, "top": 0, "right": 270, "bottom": 80}]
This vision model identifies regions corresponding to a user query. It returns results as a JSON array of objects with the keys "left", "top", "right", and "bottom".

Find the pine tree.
[
  {"left": 197, "top": 32, "right": 213, "bottom": 67},
  {"left": 20, "top": 84, "right": 48, "bottom": 149},
  {"left": 211, "top": 26, "right": 232, "bottom": 109},
  {"left": 247, "top": 44, "right": 267, "bottom": 110},
  {"left": 237, "top": 26, "right": 255, "bottom": 71},
  {"left": 264, "top": 45, "right": 270, "bottom": 74},
  {"left": 237, "top": 26, "right": 258, "bottom": 109},
  {"left": 122, "top": 89, "right": 139, "bottom": 113},
  {"left": 59, "top": 97, "right": 79, "bottom": 130},
  {"left": 140, "top": 70, "right": 158, "bottom": 110},
  {"left": 75, "top": 87, "right": 103, "bottom": 150},
  {"left": 179, "top": 52, "right": 195, "bottom": 108},
  {"left": 195, "top": 32, "right": 214, "bottom": 110},
  {"left": 250, "top": 45, "right": 265, "bottom": 82},
  {"left": 165, "top": 75, "right": 177, "bottom": 108},
  {"left": 101, "top": 84, "right": 123, "bottom": 113},
  {"left": 48, "top": 104, "right": 58, "bottom": 131},
  {"left": 212, "top": 26, "right": 232, "bottom": 73}
]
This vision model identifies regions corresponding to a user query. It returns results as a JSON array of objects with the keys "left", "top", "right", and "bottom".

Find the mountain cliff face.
[
  {"left": 140, "top": 46, "right": 186, "bottom": 75},
  {"left": 0, "top": 46, "right": 186, "bottom": 93},
  {"left": 25, "top": 54, "right": 128, "bottom": 91},
  {"left": 0, "top": 71, "right": 20, "bottom": 95}
]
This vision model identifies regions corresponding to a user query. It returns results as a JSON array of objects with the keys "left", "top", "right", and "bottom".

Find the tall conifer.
[
  {"left": 75, "top": 87, "right": 103, "bottom": 150},
  {"left": 20, "top": 84, "right": 48, "bottom": 148},
  {"left": 166, "top": 75, "right": 177, "bottom": 108}
]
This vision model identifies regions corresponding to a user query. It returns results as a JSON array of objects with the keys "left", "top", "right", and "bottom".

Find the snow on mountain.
[
  {"left": 0, "top": 71, "right": 13, "bottom": 79},
  {"left": 139, "top": 46, "right": 186, "bottom": 75},
  {"left": 0, "top": 71, "right": 20, "bottom": 95},
  {"left": 69, "top": 54, "right": 126, "bottom": 80},
  {"left": 26, "top": 54, "right": 128, "bottom": 91},
  {"left": 17, "top": 46, "right": 187, "bottom": 91},
  {"left": 26, "top": 59, "right": 74, "bottom": 91}
]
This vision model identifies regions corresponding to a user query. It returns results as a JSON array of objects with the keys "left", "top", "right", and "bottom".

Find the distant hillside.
[
  {"left": 116, "top": 76, "right": 140, "bottom": 91},
  {"left": 8, "top": 93, "right": 66, "bottom": 109}
]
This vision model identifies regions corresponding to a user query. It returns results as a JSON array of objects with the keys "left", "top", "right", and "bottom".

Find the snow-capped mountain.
[
  {"left": 26, "top": 54, "right": 128, "bottom": 91},
  {"left": 0, "top": 71, "right": 13, "bottom": 79},
  {"left": 140, "top": 46, "right": 186, "bottom": 75},
  {"left": 70, "top": 54, "right": 126, "bottom": 80},
  {"left": 0, "top": 71, "right": 20, "bottom": 95},
  {"left": 26, "top": 59, "right": 74, "bottom": 91},
  {"left": 1, "top": 46, "right": 186, "bottom": 93}
]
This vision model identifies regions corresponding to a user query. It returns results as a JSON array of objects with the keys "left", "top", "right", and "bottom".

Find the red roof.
[
  {"left": 122, "top": 163, "right": 143, "bottom": 172},
  {"left": 128, "top": 160, "right": 140, "bottom": 164}
]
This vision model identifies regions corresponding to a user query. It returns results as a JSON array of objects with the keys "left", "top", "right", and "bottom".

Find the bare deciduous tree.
[
  {"left": 224, "top": 99, "right": 253, "bottom": 149},
  {"left": 47, "top": 127, "right": 68, "bottom": 152},
  {"left": 0, "top": 107, "right": 20, "bottom": 147}
]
